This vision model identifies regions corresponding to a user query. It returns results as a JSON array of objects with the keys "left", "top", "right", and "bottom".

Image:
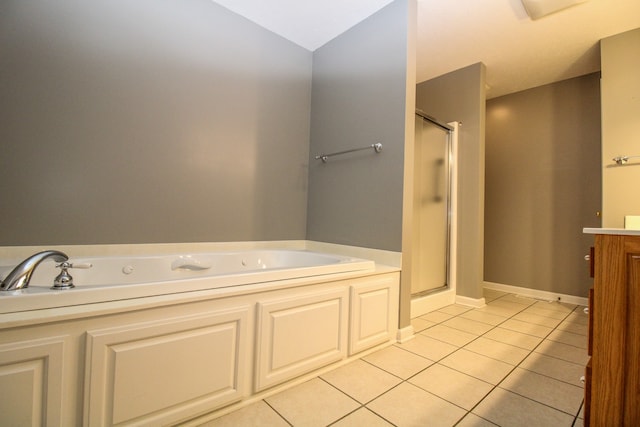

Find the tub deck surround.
[
  {"left": 0, "top": 249, "right": 375, "bottom": 316},
  {"left": 0, "top": 242, "right": 400, "bottom": 426}
]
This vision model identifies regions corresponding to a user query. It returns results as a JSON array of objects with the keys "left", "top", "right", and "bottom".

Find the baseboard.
[
  {"left": 410, "top": 288, "right": 456, "bottom": 317},
  {"left": 396, "top": 325, "right": 415, "bottom": 343},
  {"left": 455, "top": 295, "right": 486, "bottom": 308},
  {"left": 483, "top": 281, "right": 588, "bottom": 306}
]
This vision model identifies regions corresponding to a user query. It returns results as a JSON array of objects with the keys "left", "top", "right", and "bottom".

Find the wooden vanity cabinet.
[{"left": 587, "top": 233, "right": 640, "bottom": 426}]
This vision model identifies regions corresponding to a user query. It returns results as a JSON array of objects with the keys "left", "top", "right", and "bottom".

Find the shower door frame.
[{"left": 411, "top": 114, "right": 459, "bottom": 316}]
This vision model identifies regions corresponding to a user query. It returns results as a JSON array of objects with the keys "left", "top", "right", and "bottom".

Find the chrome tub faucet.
[{"left": 0, "top": 250, "right": 69, "bottom": 291}]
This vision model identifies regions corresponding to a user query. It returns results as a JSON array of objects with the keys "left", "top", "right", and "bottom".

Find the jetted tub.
[{"left": 0, "top": 249, "right": 375, "bottom": 314}]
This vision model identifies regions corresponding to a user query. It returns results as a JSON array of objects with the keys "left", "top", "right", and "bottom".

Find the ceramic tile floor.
[{"left": 203, "top": 289, "right": 588, "bottom": 426}]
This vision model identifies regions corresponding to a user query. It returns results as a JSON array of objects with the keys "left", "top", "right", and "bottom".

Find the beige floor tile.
[
  {"left": 500, "top": 318, "right": 553, "bottom": 338},
  {"left": 203, "top": 400, "right": 288, "bottom": 427},
  {"left": 522, "top": 305, "right": 571, "bottom": 320},
  {"left": 321, "top": 359, "right": 401, "bottom": 404},
  {"left": 409, "top": 363, "right": 494, "bottom": 410},
  {"left": 264, "top": 378, "right": 359, "bottom": 427},
  {"left": 556, "top": 320, "right": 588, "bottom": 336},
  {"left": 564, "top": 310, "right": 589, "bottom": 325},
  {"left": 531, "top": 300, "right": 577, "bottom": 313},
  {"left": 362, "top": 345, "right": 433, "bottom": 379},
  {"left": 499, "top": 367, "right": 584, "bottom": 415},
  {"left": 473, "top": 388, "right": 575, "bottom": 427},
  {"left": 367, "top": 382, "right": 467, "bottom": 427},
  {"left": 484, "top": 299, "right": 528, "bottom": 315},
  {"left": 534, "top": 340, "right": 590, "bottom": 365},
  {"left": 456, "top": 413, "right": 499, "bottom": 427},
  {"left": 419, "top": 310, "right": 455, "bottom": 323},
  {"left": 482, "top": 327, "right": 543, "bottom": 350},
  {"left": 475, "top": 303, "right": 523, "bottom": 318},
  {"left": 442, "top": 317, "right": 494, "bottom": 336},
  {"left": 547, "top": 329, "right": 588, "bottom": 349},
  {"left": 438, "top": 304, "right": 473, "bottom": 316},
  {"left": 486, "top": 299, "right": 531, "bottom": 312},
  {"left": 440, "top": 349, "right": 514, "bottom": 384},
  {"left": 397, "top": 334, "right": 458, "bottom": 361},
  {"left": 482, "top": 288, "right": 509, "bottom": 302},
  {"left": 421, "top": 324, "right": 478, "bottom": 347},
  {"left": 496, "top": 294, "right": 537, "bottom": 306},
  {"left": 331, "top": 408, "right": 393, "bottom": 427},
  {"left": 464, "top": 337, "right": 530, "bottom": 365},
  {"left": 460, "top": 309, "right": 508, "bottom": 326},
  {"left": 411, "top": 317, "right": 435, "bottom": 333},
  {"left": 511, "top": 311, "right": 563, "bottom": 328},
  {"left": 519, "top": 352, "right": 585, "bottom": 387}
]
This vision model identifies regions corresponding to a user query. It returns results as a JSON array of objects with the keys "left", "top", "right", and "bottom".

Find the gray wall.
[
  {"left": 415, "top": 63, "right": 487, "bottom": 299},
  {"left": 485, "top": 73, "right": 602, "bottom": 298},
  {"left": 0, "top": 0, "right": 312, "bottom": 245},
  {"left": 306, "top": 0, "right": 411, "bottom": 252}
]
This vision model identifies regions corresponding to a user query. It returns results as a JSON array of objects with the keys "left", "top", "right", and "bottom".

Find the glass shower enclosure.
[{"left": 412, "top": 113, "right": 455, "bottom": 297}]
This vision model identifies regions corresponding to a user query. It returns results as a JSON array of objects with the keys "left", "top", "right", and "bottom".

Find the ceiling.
[{"left": 213, "top": 0, "right": 640, "bottom": 98}]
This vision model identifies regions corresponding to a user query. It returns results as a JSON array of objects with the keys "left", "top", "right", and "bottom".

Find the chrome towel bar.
[
  {"left": 315, "top": 143, "right": 382, "bottom": 163},
  {"left": 613, "top": 155, "right": 640, "bottom": 165}
]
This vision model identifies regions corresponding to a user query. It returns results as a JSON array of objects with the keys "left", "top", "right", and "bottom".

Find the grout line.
[
  {"left": 476, "top": 302, "right": 586, "bottom": 419},
  {"left": 429, "top": 294, "right": 586, "bottom": 422},
  {"left": 262, "top": 399, "right": 294, "bottom": 426}
]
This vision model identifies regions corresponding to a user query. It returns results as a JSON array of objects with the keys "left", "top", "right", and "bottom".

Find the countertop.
[{"left": 583, "top": 228, "right": 640, "bottom": 236}]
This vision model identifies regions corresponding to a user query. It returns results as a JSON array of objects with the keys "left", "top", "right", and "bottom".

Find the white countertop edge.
[{"left": 583, "top": 228, "right": 640, "bottom": 236}]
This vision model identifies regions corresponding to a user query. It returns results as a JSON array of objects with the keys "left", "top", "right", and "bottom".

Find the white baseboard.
[
  {"left": 396, "top": 325, "right": 415, "bottom": 343},
  {"left": 455, "top": 295, "right": 486, "bottom": 308},
  {"left": 410, "top": 288, "right": 456, "bottom": 317},
  {"left": 483, "top": 281, "right": 588, "bottom": 306}
]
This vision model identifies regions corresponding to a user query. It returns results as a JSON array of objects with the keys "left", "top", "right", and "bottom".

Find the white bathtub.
[{"left": 0, "top": 249, "right": 375, "bottom": 314}]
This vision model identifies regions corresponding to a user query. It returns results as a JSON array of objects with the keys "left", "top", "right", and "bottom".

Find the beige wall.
[
  {"left": 485, "top": 73, "right": 601, "bottom": 297},
  {"left": 601, "top": 28, "right": 640, "bottom": 228},
  {"left": 415, "top": 63, "right": 487, "bottom": 299}
]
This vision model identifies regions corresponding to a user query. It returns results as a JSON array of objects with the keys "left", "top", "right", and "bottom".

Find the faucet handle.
[
  {"left": 56, "top": 261, "right": 93, "bottom": 269},
  {"left": 51, "top": 261, "right": 92, "bottom": 290},
  {"left": 52, "top": 262, "right": 74, "bottom": 290}
]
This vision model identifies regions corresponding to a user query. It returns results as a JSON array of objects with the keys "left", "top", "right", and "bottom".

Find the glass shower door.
[{"left": 412, "top": 116, "right": 451, "bottom": 296}]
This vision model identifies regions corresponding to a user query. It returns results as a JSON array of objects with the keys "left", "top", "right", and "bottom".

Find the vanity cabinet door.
[
  {"left": 83, "top": 306, "right": 250, "bottom": 427},
  {"left": 623, "top": 249, "right": 640, "bottom": 425},
  {"left": 0, "top": 336, "right": 67, "bottom": 427},
  {"left": 254, "top": 287, "right": 349, "bottom": 392},
  {"left": 590, "top": 234, "right": 640, "bottom": 426}
]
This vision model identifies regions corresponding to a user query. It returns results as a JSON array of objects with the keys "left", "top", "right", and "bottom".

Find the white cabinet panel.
[
  {"left": 349, "top": 274, "right": 399, "bottom": 355},
  {"left": 84, "top": 307, "right": 250, "bottom": 426},
  {"left": 0, "top": 336, "right": 66, "bottom": 426},
  {"left": 255, "top": 288, "right": 348, "bottom": 391}
]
